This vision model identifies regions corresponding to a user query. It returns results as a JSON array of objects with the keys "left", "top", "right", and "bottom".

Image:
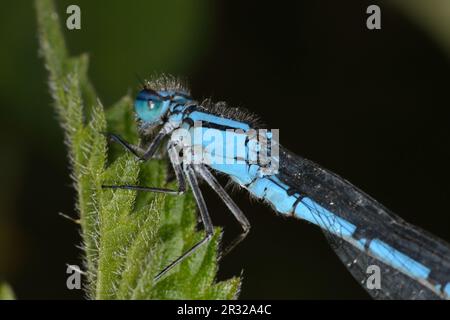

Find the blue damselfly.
[{"left": 103, "top": 76, "right": 450, "bottom": 300}]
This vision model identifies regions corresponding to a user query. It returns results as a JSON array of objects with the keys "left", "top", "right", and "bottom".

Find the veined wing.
[{"left": 277, "top": 146, "right": 450, "bottom": 299}]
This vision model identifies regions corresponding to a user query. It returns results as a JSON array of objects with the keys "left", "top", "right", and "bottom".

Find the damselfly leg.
[
  {"left": 196, "top": 165, "right": 251, "bottom": 257},
  {"left": 104, "top": 133, "right": 145, "bottom": 159},
  {"left": 104, "top": 125, "right": 168, "bottom": 161},
  {"left": 102, "top": 142, "right": 186, "bottom": 195},
  {"left": 155, "top": 164, "right": 214, "bottom": 281}
]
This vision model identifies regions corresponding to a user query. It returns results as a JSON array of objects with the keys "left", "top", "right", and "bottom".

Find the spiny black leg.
[
  {"left": 105, "top": 132, "right": 145, "bottom": 159},
  {"left": 104, "top": 125, "right": 169, "bottom": 161},
  {"left": 222, "top": 230, "right": 250, "bottom": 257},
  {"left": 155, "top": 165, "right": 214, "bottom": 281},
  {"left": 102, "top": 143, "right": 186, "bottom": 195},
  {"left": 196, "top": 165, "right": 251, "bottom": 257},
  {"left": 141, "top": 130, "right": 167, "bottom": 160}
]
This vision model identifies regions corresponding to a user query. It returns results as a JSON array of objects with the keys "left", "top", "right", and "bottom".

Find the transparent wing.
[
  {"left": 324, "top": 231, "right": 441, "bottom": 299},
  {"left": 277, "top": 146, "right": 450, "bottom": 299}
]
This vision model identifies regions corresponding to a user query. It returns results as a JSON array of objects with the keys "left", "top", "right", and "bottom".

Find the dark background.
[{"left": 1, "top": 0, "right": 449, "bottom": 299}]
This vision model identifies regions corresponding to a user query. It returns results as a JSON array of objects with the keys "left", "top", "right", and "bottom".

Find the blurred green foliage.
[
  {"left": 0, "top": 283, "right": 15, "bottom": 300},
  {"left": 391, "top": 0, "right": 450, "bottom": 56}
]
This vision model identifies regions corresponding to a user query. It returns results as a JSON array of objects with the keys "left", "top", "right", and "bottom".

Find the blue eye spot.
[{"left": 134, "top": 90, "right": 169, "bottom": 124}]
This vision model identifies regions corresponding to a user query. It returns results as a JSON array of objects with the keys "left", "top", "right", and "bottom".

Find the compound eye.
[{"left": 134, "top": 90, "right": 168, "bottom": 124}]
